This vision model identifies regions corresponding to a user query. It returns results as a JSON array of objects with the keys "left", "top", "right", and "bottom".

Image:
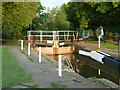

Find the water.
[{"left": 48, "top": 52, "right": 120, "bottom": 84}]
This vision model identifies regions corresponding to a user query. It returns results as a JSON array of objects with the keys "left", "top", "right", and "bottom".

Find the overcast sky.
[{"left": 40, "top": 0, "right": 70, "bottom": 9}]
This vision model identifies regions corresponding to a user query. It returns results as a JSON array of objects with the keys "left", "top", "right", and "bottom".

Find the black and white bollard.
[
  {"left": 39, "top": 47, "right": 41, "bottom": 63},
  {"left": 58, "top": 55, "right": 62, "bottom": 77},
  {"left": 21, "top": 40, "right": 23, "bottom": 50},
  {"left": 28, "top": 43, "right": 30, "bottom": 56}
]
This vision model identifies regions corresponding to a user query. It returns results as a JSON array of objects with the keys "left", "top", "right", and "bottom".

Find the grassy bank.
[
  {"left": 2, "top": 47, "right": 33, "bottom": 88},
  {"left": 82, "top": 40, "right": 118, "bottom": 50},
  {"left": 0, "top": 47, "right": 2, "bottom": 88}
]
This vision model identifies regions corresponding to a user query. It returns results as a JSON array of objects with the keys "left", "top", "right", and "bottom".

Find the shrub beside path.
[{"left": 8, "top": 46, "right": 117, "bottom": 88}]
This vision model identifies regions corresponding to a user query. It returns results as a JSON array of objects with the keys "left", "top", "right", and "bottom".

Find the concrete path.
[{"left": 9, "top": 46, "right": 109, "bottom": 88}]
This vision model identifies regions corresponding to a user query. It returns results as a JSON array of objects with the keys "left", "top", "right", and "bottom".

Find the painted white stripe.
[{"left": 97, "top": 50, "right": 110, "bottom": 56}]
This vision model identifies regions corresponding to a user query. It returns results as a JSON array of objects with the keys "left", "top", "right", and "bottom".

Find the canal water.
[{"left": 48, "top": 52, "right": 120, "bottom": 84}]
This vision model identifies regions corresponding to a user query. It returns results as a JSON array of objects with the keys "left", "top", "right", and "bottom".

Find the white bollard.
[
  {"left": 98, "top": 36, "right": 101, "bottom": 48},
  {"left": 21, "top": 40, "right": 23, "bottom": 50},
  {"left": 28, "top": 43, "right": 30, "bottom": 56},
  {"left": 39, "top": 47, "right": 41, "bottom": 63},
  {"left": 98, "top": 69, "right": 101, "bottom": 75},
  {"left": 58, "top": 55, "right": 62, "bottom": 77}
]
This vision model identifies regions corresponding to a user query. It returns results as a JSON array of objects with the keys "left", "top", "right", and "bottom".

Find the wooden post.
[
  {"left": 39, "top": 47, "right": 41, "bottom": 63},
  {"left": 21, "top": 40, "right": 23, "bottom": 50},
  {"left": 58, "top": 55, "right": 62, "bottom": 77},
  {"left": 76, "top": 32, "right": 79, "bottom": 40},
  {"left": 64, "top": 32, "right": 65, "bottom": 40}
]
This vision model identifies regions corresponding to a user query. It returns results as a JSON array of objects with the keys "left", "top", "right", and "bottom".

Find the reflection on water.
[{"left": 48, "top": 53, "right": 120, "bottom": 84}]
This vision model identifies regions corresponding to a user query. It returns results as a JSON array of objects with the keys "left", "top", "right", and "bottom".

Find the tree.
[
  {"left": 42, "top": 7, "right": 70, "bottom": 30},
  {"left": 63, "top": 2, "right": 120, "bottom": 38},
  {"left": 46, "top": 7, "right": 58, "bottom": 30},
  {"left": 2, "top": 2, "right": 40, "bottom": 39},
  {"left": 55, "top": 6, "right": 70, "bottom": 30},
  {"left": 31, "top": 5, "right": 49, "bottom": 30}
]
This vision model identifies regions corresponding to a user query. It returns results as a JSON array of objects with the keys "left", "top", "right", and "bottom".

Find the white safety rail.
[{"left": 28, "top": 30, "right": 79, "bottom": 42}]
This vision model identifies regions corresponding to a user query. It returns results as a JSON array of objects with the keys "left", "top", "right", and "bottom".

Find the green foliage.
[
  {"left": 0, "top": 47, "right": 2, "bottom": 89},
  {"left": 102, "top": 43, "right": 118, "bottom": 50},
  {"left": 2, "top": 2, "right": 40, "bottom": 39},
  {"left": 2, "top": 47, "right": 33, "bottom": 88},
  {"left": 35, "top": 6, "right": 70, "bottom": 30},
  {"left": 51, "top": 82, "right": 68, "bottom": 88},
  {"left": 63, "top": 2, "right": 120, "bottom": 35},
  {"left": 31, "top": 5, "right": 49, "bottom": 30},
  {"left": 55, "top": 7, "right": 70, "bottom": 30}
]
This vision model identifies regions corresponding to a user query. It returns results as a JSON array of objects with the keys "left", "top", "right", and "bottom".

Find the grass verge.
[
  {"left": 2, "top": 47, "right": 33, "bottom": 88},
  {"left": 51, "top": 82, "right": 68, "bottom": 88},
  {"left": 101, "top": 43, "right": 118, "bottom": 50},
  {"left": 0, "top": 46, "right": 2, "bottom": 88}
]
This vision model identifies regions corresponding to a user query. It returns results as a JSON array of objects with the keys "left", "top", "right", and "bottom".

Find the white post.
[
  {"left": 98, "top": 69, "right": 101, "bottom": 75},
  {"left": 28, "top": 31, "right": 30, "bottom": 41},
  {"left": 28, "top": 42, "right": 30, "bottom": 56},
  {"left": 21, "top": 40, "right": 23, "bottom": 50},
  {"left": 58, "top": 55, "right": 62, "bottom": 77},
  {"left": 53, "top": 31, "right": 55, "bottom": 41},
  {"left": 82, "top": 31, "right": 85, "bottom": 38},
  {"left": 39, "top": 47, "right": 41, "bottom": 63},
  {"left": 40, "top": 31, "right": 42, "bottom": 41},
  {"left": 98, "top": 36, "right": 101, "bottom": 48}
]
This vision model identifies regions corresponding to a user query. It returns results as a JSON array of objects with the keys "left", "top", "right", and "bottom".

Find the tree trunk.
[{"left": 93, "top": 29, "right": 97, "bottom": 40}]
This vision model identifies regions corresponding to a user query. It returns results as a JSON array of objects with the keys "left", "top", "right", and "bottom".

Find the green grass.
[
  {"left": 0, "top": 47, "right": 2, "bottom": 88},
  {"left": 97, "top": 80, "right": 112, "bottom": 88},
  {"left": 85, "top": 40, "right": 98, "bottom": 43},
  {"left": 88, "top": 76, "right": 97, "bottom": 79},
  {"left": 51, "top": 82, "right": 68, "bottom": 88},
  {"left": 2, "top": 47, "right": 33, "bottom": 88},
  {"left": 42, "top": 55, "right": 54, "bottom": 63},
  {"left": 2, "top": 42, "right": 19, "bottom": 46},
  {"left": 81, "top": 40, "right": 118, "bottom": 50},
  {"left": 20, "top": 50, "right": 34, "bottom": 62},
  {"left": 101, "top": 43, "right": 118, "bottom": 50}
]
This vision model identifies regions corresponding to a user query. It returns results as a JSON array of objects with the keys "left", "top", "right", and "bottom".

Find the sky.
[{"left": 40, "top": 0, "right": 70, "bottom": 9}]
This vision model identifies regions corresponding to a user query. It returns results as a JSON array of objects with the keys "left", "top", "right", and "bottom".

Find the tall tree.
[
  {"left": 55, "top": 6, "right": 70, "bottom": 30},
  {"left": 63, "top": 2, "right": 120, "bottom": 38},
  {"left": 2, "top": 2, "right": 40, "bottom": 39},
  {"left": 31, "top": 5, "right": 49, "bottom": 30}
]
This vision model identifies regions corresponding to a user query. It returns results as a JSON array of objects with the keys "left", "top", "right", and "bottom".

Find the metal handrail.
[{"left": 63, "top": 56, "right": 74, "bottom": 70}]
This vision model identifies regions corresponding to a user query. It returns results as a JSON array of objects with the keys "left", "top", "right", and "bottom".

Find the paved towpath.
[{"left": 9, "top": 46, "right": 110, "bottom": 88}]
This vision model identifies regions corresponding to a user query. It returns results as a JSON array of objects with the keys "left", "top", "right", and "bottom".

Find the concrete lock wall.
[{"left": 39, "top": 46, "right": 75, "bottom": 55}]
